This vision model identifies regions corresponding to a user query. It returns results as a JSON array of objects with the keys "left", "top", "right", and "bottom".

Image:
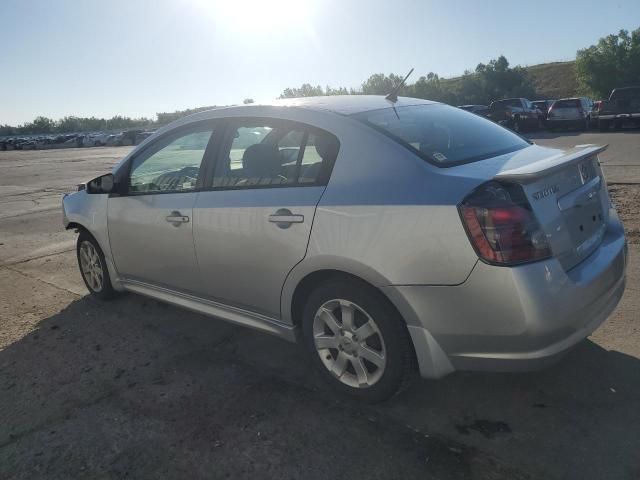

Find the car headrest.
[
  {"left": 314, "top": 134, "right": 338, "bottom": 161},
  {"left": 242, "top": 143, "right": 282, "bottom": 178}
]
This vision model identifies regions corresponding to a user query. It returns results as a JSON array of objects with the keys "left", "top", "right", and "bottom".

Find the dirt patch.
[{"left": 609, "top": 184, "right": 640, "bottom": 244}]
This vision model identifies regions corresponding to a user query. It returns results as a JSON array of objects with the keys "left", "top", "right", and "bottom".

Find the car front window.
[{"left": 129, "top": 129, "right": 213, "bottom": 194}]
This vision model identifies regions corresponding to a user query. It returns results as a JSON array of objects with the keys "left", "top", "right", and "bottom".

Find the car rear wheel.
[
  {"left": 302, "top": 278, "right": 415, "bottom": 403},
  {"left": 77, "top": 231, "right": 116, "bottom": 300},
  {"left": 599, "top": 120, "right": 610, "bottom": 132}
]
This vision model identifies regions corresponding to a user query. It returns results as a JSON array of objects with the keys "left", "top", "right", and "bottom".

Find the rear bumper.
[
  {"left": 384, "top": 212, "right": 627, "bottom": 379},
  {"left": 598, "top": 113, "right": 640, "bottom": 120},
  {"left": 547, "top": 118, "right": 584, "bottom": 127}
]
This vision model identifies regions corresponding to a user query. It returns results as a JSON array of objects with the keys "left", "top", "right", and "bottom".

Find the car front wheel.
[
  {"left": 77, "top": 231, "right": 116, "bottom": 300},
  {"left": 302, "top": 278, "right": 415, "bottom": 402}
]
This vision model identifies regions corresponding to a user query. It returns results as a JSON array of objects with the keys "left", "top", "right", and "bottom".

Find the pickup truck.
[
  {"left": 485, "top": 98, "right": 542, "bottom": 132},
  {"left": 593, "top": 86, "right": 640, "bottom": 131}
]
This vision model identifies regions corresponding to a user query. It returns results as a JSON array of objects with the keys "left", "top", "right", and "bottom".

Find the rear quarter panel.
[{"left": 291, "top": 122, "right": 481, "bottom": 290}]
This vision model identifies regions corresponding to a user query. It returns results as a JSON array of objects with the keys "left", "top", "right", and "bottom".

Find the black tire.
[
  {"left": 77, "top": 230, "right": 116, "bottom": 300},
  {"left": 614, "top": 120, "right": 623, "bottom": 131},
  {"left": 301, "top": 277, "right": 415, "bottom": 403},
  {"left": 512, "top": 117, "right": 521, "bottom": 133},
  {"left": 599, "top": 120, "right": 609, "bottom": 132}
]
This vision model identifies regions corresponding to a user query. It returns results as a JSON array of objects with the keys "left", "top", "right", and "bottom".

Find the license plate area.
[{"left": 566, "top": 199, "right": 605, "bottom": 247}]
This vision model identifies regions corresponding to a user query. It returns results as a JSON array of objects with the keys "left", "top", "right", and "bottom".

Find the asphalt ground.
[{"left": 1, "top": 130, "right": 639, "bottom": 479}]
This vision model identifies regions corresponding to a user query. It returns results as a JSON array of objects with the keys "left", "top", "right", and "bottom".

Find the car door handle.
[
  {"left": 165, "top": 211, "right": 190, "bottom": 225},
  {"left": 269, "top": 209, "right": 304, "bottom": 228}
]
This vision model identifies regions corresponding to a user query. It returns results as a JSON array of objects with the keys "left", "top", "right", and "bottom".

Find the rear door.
[
  {"left": 193, "top": 118, "right": 339, "bottom": 317},
  {"left": 108, "top": 122, "right": 219, "bottom": 293}
]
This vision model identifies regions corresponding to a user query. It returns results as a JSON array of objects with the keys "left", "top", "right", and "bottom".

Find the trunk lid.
[{"left": 495, "top": 145, "right": 610, "bottom": 270}]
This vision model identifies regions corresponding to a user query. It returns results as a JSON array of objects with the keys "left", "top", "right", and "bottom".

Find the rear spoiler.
[{"left": 495, "top": 144, "right": 608, "bottom": 183}]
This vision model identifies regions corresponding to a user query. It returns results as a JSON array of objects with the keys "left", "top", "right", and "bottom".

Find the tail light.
[
  {"left": 459, "top": 182, "right": 551, "bottom": 265},
  {"left": 504, "top": 109, "right": 512, "bottom": 118}
]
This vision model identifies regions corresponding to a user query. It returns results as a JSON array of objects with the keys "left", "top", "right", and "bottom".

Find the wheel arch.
[
  {"left": 282, "top": 256, "right": 395, "bottom": 326},
  {"left": 65, "top": 221, "right": 88, "bottom": 232},
  {"left": 66, "top": 221, "right": 125, "bottom": 292},
  {"left": 282, "top": 259, "right": 455, "bottom": 380}
]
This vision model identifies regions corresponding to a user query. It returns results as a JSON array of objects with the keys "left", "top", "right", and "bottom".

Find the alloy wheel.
[
  {"left": 312, "top": 299, "right": 386, "bottom": 388},
  {"left": 79, "top": 241, "right": 104, "bottom": 292}
]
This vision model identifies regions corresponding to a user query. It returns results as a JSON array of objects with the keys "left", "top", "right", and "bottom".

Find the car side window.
[
  {"left": 128, "top": 128, "right": 214, "bottom": 194},
  {"left": 211, "top": 121, "right": 338, "bottom": 189}
]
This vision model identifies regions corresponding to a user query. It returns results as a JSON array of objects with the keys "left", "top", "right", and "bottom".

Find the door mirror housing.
[{"left": 87, "top": 173, "right": 115, "bottom": 194}]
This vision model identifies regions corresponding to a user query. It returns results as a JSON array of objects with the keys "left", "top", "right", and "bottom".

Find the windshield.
[
  {"left": 352, "top": 104, "right": 529, "bottom": 166},
  {"left": 611, "top": 87, "right": 640, "bottom": 99}
]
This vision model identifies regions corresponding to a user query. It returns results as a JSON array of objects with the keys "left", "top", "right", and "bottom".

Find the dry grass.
[{"left": 526, "top": 61, "right": 577, "bottom": 100}]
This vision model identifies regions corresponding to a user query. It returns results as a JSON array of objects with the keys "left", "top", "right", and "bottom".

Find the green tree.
[
  {"left": 26, "top": 116, "right": 55, "bottom": 134},
  {"left": 475, "top": 56, "right": 535, "bottom": 102},
  {"left": 360, "top": 73, "right": 404, "bottom": 95},
  {"left": 279, "top": 83, "right": 354, "bottom": 98},
  {"left": 279, "top": 83, "right": 325, "bottom": 98},
  {"left": 407, "top": 72, "right": 457, "bottom": 103},
  {"left": 576, "top": 28, "right": 640, "bottom": 98}
]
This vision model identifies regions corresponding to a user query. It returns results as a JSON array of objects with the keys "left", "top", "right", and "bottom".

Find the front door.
[
  {"left": 193, "top": 119, "right": 339, "bottom": 318},
  {"left": 108, "top": 124, "right": 217, "bottom": 294}
]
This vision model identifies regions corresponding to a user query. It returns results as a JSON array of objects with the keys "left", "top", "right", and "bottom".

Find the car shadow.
[{"left": 1, "top": 294, "right": 639, "bottom": 480}]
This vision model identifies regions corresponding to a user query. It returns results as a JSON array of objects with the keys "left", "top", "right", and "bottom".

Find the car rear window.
[
  {"left": 554, "top": 99, "right": 580, "bottom": 108},
  {"left": 352, "top": 104, "right": 529, "bottom": 167},
  {"left": 492, "top": 99, "right": 522, "bottom": 109},
  {"left": 611, "top": 87, "right": 640, "bottom": 99}
]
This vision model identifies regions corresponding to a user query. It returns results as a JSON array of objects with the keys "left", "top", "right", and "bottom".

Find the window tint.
[
  {"left": 554, "top": 99, "right": 581, "bottom": 109},
  {"left": 211, "top": 122, "right": 338, "bottom": 188},
  {"left": 611, "top": 87, "right": 640, "bottom": 99},
  {"left": 129, "top": 129, "right": 213, "bottom": 194},
  {"left": 353, "top": 104, "right": 529, "bottom": 166}
]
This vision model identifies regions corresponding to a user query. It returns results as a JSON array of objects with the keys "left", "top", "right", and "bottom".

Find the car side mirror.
[{"left": 87, "top": 173, "right": 115, "bottom": 194}]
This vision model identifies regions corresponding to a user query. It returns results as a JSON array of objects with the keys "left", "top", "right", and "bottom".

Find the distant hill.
[
  {"left": 440, "top": 60, "right": 578, "bottom": 101},
  {"left": 525, "top": 61, "right": 577, "bottom": 99}
]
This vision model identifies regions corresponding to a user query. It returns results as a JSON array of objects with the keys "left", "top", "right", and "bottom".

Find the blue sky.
[{"left": 1, "top": 0, "right": 638, "bottom": 125}]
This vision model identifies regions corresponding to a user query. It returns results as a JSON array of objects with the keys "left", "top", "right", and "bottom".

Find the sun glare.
[{"left": 194, "top": 0, "right": 312, "bottom": 32}]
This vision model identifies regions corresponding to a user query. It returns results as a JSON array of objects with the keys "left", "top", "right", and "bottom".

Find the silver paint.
[{"left": 62, "top": 96, "right": 627, "bottom": 380}]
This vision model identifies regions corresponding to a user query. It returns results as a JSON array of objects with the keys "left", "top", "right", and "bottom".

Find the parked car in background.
[
  {"left": 82, "top": 132, "right": 110, "bottom": 147},
  {"left": 134, "top": 131, "right": 155, "bottom": 144},
  {"left": 458, "top": 104, "right": 488, "bottom": 116},
  {"left": 63, "top": 96, "right": 626, "bottom": 402},
  {"left": 592, "top": 86, "right": 640, "bottom": 131},
  {"left": 547, "top": 97, "right": 593, "bottom": 131},
  {"left": 486, "top": 98, "right": 542, "bottom": 132},
  {"left": 532, "top": 100, "right": 555, "bottom": 119},
  {"left": 117, "top": 129, "right": 144, "bottom": 146}
]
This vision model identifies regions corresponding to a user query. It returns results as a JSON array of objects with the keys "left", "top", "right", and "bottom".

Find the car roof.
[{"left": 246, "top": 95, "right": 437, "bottom": 116}]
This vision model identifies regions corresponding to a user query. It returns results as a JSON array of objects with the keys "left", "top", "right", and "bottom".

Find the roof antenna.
[{"left": 385, "top": 68, "right": 414, "bottom": 103}]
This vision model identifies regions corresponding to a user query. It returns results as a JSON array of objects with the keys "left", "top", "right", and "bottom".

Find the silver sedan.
[{"left": 63, "top": 96, "right": 627, "bottom": 402}]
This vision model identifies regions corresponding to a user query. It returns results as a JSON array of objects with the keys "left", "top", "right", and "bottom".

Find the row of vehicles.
[
  {"left": 0, "top": 129, "right": 155, "bottom": 151},
  {"left": 459, "top": 86, "right": 640, "bottom": 133}
]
